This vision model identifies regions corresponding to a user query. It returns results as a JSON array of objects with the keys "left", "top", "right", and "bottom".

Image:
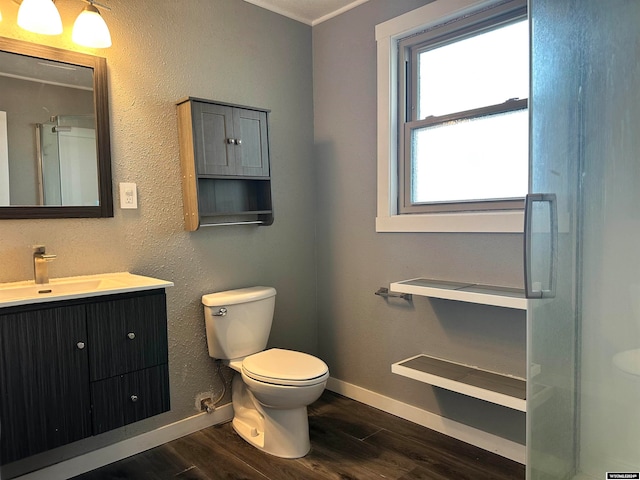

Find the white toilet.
[{"left": 202, "top": 286, "right": 329, "bottom": 458}]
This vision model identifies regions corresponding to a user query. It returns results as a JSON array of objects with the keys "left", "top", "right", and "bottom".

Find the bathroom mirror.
[{"left": 0, "top": 36, "right": 113, "bottom": 218}]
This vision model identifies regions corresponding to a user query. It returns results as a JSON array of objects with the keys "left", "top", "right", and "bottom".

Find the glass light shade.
[
  {"left": 72, "top": 5, "right": 112, "bottom": 48},
  {"left": 17, "top": 0, "right": 63, "bottom": 35}
]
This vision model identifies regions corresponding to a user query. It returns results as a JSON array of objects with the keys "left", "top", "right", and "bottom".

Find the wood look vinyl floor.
[{"left": 73, "top": 391, "right": 525, "bottom": 480}]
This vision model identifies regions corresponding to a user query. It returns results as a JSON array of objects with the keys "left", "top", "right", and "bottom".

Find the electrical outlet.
[{"left": 119, "top": 182, "right": 137, "bottom": 209}]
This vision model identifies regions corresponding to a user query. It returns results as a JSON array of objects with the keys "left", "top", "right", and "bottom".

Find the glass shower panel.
[
  {"left": 39, "top": 122, "right": 62, "bottom": 205},
  {"left": 529, "top": 0, "right": 640, "bottom": 479},
  {"left": 38, "top": 115, "right": 98, "bottom": 206},
  {"left": 576, "top": 0, "right": 640, "bottom": 477},
  {"left": 528, "top": 1, "right": 581, "bottom": 479}
]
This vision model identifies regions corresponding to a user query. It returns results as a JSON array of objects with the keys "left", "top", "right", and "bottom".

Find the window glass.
[
  {"left": 400, "top": 9, "right": 528, "bottom": 214},
  {"left": 411, "top": 108, "right": 528, "bottom": 204},
  {"left": 417, "top": 19, "right": 528, "bottom": 119}
]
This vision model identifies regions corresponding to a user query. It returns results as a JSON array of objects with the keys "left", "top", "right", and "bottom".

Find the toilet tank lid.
[{"left": 202, "top": 286, "right": 276, "bottom": 306}]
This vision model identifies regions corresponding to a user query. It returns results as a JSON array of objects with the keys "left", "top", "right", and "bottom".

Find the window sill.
[{"left": 375, "top": 210, "right": 524, "bottom": 233}]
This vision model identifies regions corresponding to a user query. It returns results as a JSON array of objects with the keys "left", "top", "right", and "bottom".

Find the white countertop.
[{"left": 0, "top": 272, "right": 174, "bottom": 308}]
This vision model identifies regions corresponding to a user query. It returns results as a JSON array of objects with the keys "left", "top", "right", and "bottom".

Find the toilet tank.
[{"left": 202, "top": 286, "right": 276, "bottom": 359}]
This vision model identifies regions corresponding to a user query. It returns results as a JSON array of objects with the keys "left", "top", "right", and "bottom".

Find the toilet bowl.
[
  {"left": 202, "top": 287, "right": 329, "bottom": 458},
  {"left": 229, "top": 348, "right": 328, "bottom": 457}
]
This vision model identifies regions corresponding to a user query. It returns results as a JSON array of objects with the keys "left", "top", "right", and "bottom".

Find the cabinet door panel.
[
  {"left": 91, "top": 364, "right": 170, "bottom": 435},
  {"left": 234, "top": 108, "right": 269, "bottom": 177},
  {"left": 86, "top": 292, "right": 168, "bottom": 381},
  {"left": 193, "top": 102, "right": 236, "bottom": 175},
  {"left": 0, "top": 305, "right": 91, "bottom": 464}
]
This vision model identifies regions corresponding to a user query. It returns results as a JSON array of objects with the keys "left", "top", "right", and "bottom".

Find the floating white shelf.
[
  {"left": 392, "top": 354, "right": 527, "bottom": 412},
  {"left": 389, "top": 278, "right": 528, "bottom": 310}
]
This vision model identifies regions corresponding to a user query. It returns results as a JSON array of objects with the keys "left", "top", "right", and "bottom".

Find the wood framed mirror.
[{"left": 0, "top": 36, "right": 113, "bottom": 218}]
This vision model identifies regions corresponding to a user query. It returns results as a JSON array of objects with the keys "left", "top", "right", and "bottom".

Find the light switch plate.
[{"left": 119, "top": 182, "right": 137, "bottom": 209}]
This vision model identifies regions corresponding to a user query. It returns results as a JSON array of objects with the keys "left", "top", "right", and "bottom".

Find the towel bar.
[
  {"left": 375, "top": 287, "right": 412, "bottom": 301},
  {"left": 200, "top": 221, "right": 264, "bottom": 227}
]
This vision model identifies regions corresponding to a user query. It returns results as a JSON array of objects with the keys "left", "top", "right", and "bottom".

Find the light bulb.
[
  {"left": 17, "top": 0, "right": 63, "bottom": 35},
  {"left": 72, "top": 4, "right": 112, "bottom": 48}
]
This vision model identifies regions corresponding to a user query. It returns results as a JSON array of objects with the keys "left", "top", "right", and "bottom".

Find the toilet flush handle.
[{"left": 213, "top": 307, "right": 227, "bottom": 317}]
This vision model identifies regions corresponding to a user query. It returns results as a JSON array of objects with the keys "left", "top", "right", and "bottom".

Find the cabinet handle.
[
  {"left": 130, "top": 395, "right": 138, "bottom": 402},
  {"left": 235, "top": 139, "right": 242, "bottom": 145},
  {"left": 127, "top": 332, "right": 136, "bottom": 340},
  {"left": 226, "top": 138, "right": 236, "bottom": 145},
  {"left": 76, "top": 341, "right": 85, "bottom": 350}
]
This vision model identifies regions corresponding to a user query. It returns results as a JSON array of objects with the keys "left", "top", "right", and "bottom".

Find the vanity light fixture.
[
  {"left": 72, "top": 1, "right": 111, "bottom": 48},
  {"left": 14, "top": 0, "right": 112, "bottom": 48},
  {"left": 17, "top": 0, "right": 63, "bottom": 35}
]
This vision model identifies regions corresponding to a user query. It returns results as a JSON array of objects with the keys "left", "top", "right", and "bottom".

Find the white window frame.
[{"left": 375, "top": 0, "right": 526, "bottom": 233}]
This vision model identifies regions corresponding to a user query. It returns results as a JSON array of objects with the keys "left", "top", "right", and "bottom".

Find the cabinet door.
[
  {"left": 193, "top": 102, "right": 236, "bottom": 176},
  {"left": 233, "top": 108, "right": 269, "bottom": 177},
  {"left": 91, "top": 364, "right": 170, "bottom": 435},
  {"left": 0, "top": 305, "right": 91, "bottom": 464},
  {"left": 86, "top": 292, "right": 168, "bottom": 381}
]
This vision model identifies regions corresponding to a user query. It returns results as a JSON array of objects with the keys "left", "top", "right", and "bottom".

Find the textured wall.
[
  {"left": 313, "top": 0, "right": 527, "bottom": 443},
  {"left": 0, "top": 0, "right": 315, "bottom": 475}
]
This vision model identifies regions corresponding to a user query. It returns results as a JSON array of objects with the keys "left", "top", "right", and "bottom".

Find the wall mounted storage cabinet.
[
  {"left": 0, "top": 289, "right": 170, "bottom": 464},
  {"left": 177, "top": 98, "right": 273, "bottom": 230}
]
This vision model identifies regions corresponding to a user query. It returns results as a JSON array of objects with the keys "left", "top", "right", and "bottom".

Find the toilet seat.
[{"left": 242, "top": 348, "right": 329, "bottom": 386}]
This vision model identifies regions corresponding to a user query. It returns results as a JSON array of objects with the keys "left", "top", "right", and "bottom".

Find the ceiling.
[{"left": 243, "top": 0, "right": 370, "bottom": 26}]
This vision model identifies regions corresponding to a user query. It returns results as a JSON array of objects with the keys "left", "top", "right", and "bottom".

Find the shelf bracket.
[{"left": 375, "top": 287, "right": 412, "bottom": 301}]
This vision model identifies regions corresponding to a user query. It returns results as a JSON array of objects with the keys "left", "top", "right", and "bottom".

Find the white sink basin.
[
  {"left": 0, "top": 279, "right": 114, "bottom": 301},
  {"left": 0, "top": 273, "right": 173, "bottom": 307}
]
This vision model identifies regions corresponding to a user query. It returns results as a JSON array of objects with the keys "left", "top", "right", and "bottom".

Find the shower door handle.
[{"left": 524, "top": 193, "right": 558, "bottom": 299}]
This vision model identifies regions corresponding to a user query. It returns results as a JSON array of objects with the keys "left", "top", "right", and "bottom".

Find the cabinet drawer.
[
  {"left": 86, "top": 291, "right": 168, "bottom": 381},
  {"left": 91, "top": 364, "right": 170, "bottom": 435}
]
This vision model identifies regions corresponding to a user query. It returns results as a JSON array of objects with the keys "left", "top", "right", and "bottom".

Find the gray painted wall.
[
  {"left": 0, "top": 0, "right": 314, "bottom": 476},
  {"left": 313, "top": 0, "right": 527, "bottom": 443}
]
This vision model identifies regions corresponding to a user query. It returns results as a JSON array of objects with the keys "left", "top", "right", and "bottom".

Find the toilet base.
[
  {"left": 232, "top": 406, "right": 310, "bottom": 458},
  {"left": 231, "top": 375, "right": 312, "bottom": 458}
]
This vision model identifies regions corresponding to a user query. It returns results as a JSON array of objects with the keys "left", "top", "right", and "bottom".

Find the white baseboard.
[
  {"left": 15, "top": 404, "right": 234, "bottom": 480},
  {"left": 13, "top": 377, "right": 525, "bottom": 479},
  {"left": 326, "top": 377, "right": 526, "bottom": 465}
]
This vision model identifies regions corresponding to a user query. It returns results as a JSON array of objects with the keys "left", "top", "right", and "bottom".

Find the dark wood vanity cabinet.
[{"left": 0, "top": 290, "right": 170, "bottom": 464}]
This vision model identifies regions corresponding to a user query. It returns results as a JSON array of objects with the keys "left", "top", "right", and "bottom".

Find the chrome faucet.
[{"left": 33, "top": 245, "right": 57, "bottom": 284}]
